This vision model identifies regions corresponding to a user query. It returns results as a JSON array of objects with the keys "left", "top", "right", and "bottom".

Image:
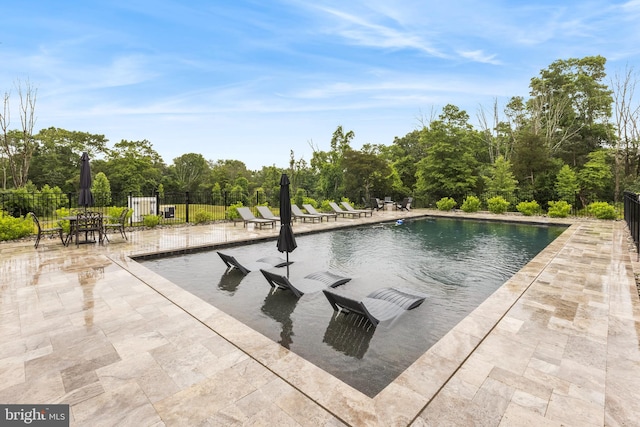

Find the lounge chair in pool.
[
  {"left": 341, "top": 201, "right": 373, "bottom": 217},
  {"left": 302, "top": 204, "right": 337, "bottom": 221},
  {"left": 323, "top": 310, "right": 375, "bottom": 357},
  {"left": 322, "top": 287, "right": 427, "bottom": 326},
  {"left": 217, "top": 251, "right": 291, "bottom": 275},
  {"left": 236, "top": 207, "right": 277, "bottom": 229},
  {"left": 328, "top": 202, "right": 363, "bottom": 218},
  {"left": 395, "top": 197, "right": 413, "bottom": 211},
  {"left": 260, "top": 269, "right": 351, "bottom": 298},
  {"left": 291, "top": 204, "right": 322, "bottom": 223},
  {"left": 256, "top": 206, "right": 281, "bottom": 223}
]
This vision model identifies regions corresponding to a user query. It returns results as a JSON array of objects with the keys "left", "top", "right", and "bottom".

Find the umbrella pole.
[{"left": 286, "top": 253, "right": 290, "bottom": 277}]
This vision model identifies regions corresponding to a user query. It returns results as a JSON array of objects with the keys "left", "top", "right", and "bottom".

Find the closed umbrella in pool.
[
  {"left": 78, "top": 152, "right": 94, "bottom": 210},
  {"left": 276, "top": 173, "right": 296, "bottom": 276}
]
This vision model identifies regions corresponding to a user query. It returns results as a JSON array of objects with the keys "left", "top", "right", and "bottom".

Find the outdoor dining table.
[{"left": 62, "top": 213, "right": 110, "bottom": 246}]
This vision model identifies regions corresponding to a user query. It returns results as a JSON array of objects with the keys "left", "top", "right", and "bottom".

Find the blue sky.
[{"left": 2, "top": 1, "right": 640, "bottom": 170}]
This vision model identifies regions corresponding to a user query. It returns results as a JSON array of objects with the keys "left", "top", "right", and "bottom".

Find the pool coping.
[{"left": 112, "top": 212, "right": 578, "bottom": 426}]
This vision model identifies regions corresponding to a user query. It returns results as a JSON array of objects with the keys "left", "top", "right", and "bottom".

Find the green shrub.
[
  {"left": 105, "top": 206, "right": 132, "bottom": 224},
  {"left": 294, "top": 188, "right": 306, "bottom": 208},
  {"left": 54, "top": 207, "right": 72, "bottom": 234},
  {"left": 547, "top": 200, "right": 572, "bottom": 218},
  {"left": 0, "top": 213, "right": 33, "bottom": 241},
  {"left": 516, "top": 200, "right": 540, "bottom": 216},
  {"left": 461, "top": 196, "right": 481, "bottom": 213},
  {"left": 193, "top": 210, "right": 215, "bottom": 224},
  {"left": 319, "top": 200, "right": 334, "bottom": 212},
  {"left": 302, "top": 197, "right": 318, "bottom": 208},
  {"left": 226, "top": 202, "right": 243, "bottom": 220},
  {"left": 436, "top": 197, "right": 457, "bottom": 211},
  {"left": 587, "top": 202, "right": 617, "bottom": 219},
  {"left": 487, "top": 196, "right": 509, "bottom": 214},
  {"left": 143, "top": 214, "right": 161, "bottom": 228}
]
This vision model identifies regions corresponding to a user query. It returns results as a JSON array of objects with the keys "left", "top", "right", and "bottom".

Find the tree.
[
  {"left": 29, "top": 127, "right": 109, "bottom": 192},
  {"left": 415, "top": 105, "right": 480, "bottom": 202},
  {"left": 102, "top": 139, "right": 165, "bottom": 195},
  {"left": 211, "top": 182, "right": 223, "bottom": 205},
  {"left": 342, "top": 145, "right": 392, "bottom": 203},
  {"left": 528, "top": 56, "right": 614, "bottom": 167},
  {"left": 484, "top": 156, "right": 518, "bottom": 195},
  {"left": 610, "top": 65, "right": 640, "bottom": 201},
  {"left": 170, "top": 153, "right": 210, "bottom": 192},
  {"left": 255, "top": 164, "right": 281, "bottom": 206},
  {"left": 511, "top": 132, "right": 552, "bottom": 191},
  {"left": 0, "top": 80, "right": 38, "bottom": 188},
  {"left": 310, "top": 126, "right": 354, "bottom": 200},
  {"left": 382, "top": 129, "right": 424, "bottom": 196},
  {"left": 210, "top": 159, "right": 251, "bottom": 193},
  {"left": 478, "top": 99, "right": 516, "bottom": 163},
  {"left": 554, "top": 164, "right": 579, "bottom": 204},
  {"left": 92, "top": 172, "right": 112, "bottom": 207},
  {"left": 577, "top": 150, "right": 613, "bottom": 206},
  {"left": 230, "top": 176, "right": 250, "bottom": 205}
]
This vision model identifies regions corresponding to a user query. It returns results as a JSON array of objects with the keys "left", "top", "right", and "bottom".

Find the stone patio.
[{"left": 0, "top": 209, "right": 638, "bottom": 426}]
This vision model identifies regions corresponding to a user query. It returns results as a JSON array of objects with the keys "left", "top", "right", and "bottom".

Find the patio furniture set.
[{"left": 29, "top": 208, "right": 129, "bottom": 248}]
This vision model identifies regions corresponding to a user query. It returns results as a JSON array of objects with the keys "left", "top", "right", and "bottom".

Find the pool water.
[{"left": 140, "top": 217, "right": 566, "bottom": 397}]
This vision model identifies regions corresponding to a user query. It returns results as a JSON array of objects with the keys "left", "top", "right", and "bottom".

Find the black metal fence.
[
  {"left": 0, "top": 190, "right": 269, "bottom": 226},
  {"left": 624, "top": 191, "right": 640, "bottom": 257}
]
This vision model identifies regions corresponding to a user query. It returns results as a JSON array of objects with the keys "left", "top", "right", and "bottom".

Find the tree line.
[{"left": 1, "top": 55, "right": 639, "bottom": 211}]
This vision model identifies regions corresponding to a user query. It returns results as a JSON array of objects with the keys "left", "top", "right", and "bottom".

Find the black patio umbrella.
[
  {"left": 78, "top": 152, "right": 94, "bottom": 210},
  {"left": 276, "top": 173, "right": 297, "bottom": 276}
]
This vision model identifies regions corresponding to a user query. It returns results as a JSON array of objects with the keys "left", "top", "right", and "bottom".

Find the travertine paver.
[{"left": 0, "top": 210, "right": 638, "bottom": 426}]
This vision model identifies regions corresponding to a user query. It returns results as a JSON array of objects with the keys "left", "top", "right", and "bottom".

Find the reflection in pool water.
[{"left": 140, "top": 217, "right": 566, "bottom": 397}]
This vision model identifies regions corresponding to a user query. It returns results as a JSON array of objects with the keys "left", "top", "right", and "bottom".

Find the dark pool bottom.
[{"left": 140, "top": 217, "right": 566, "bottom": 397}]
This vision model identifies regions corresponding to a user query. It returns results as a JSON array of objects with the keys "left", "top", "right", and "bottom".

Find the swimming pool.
[{"left": 140, "top": 217, "right": 566, "bottom": 397}]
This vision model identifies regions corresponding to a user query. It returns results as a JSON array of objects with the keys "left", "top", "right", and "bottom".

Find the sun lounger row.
[
  {"left": 237, "top": 202, "right": 378, "bottom": 227},
  {"left": 217, "top": 251, "right": 426, "bottom": 326}
]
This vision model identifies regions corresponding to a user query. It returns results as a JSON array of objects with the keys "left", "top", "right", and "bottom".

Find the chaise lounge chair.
[
  {"left": 260, "top": 269, "right": 351, "bottom": 298},
  {"left": 236, "top": 207, "right": 277, "bottom": 229},
  {"left": 217, "top": 251, "right": 291, "bottom": 275},
  {"left": 341, "top": 201, "right": 373, "bottom": 217},
  {"left": 328, "top": 202, "right": 364, "bottom": 218},
  {"left": 256, "top": 206, "right": 281, "bottom": 223},
  {"left": 291, "top": 204, "right": 322, "bottom": 223},
  {"left": 322, "top": 286, "right": 427, "bottom": 326},
  {"left": 302, "top": 204, "right": 337, "bottom": 221},
  {"left": 395, "top": 197, "right": 413, "bottom": 211}
]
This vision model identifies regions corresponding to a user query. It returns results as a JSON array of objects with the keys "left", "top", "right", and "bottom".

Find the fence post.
[
  {"left": 185, "top": 191, "right": 190, "bottom": 223},
  {"left": 155, "top": 190, "right": 160, "bottom": 216}
]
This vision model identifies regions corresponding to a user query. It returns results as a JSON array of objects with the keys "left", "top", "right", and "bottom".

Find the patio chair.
[
  {"left": 28, "top": 212, "right": 64, "bottom": 249},
  {"left": 236, "top": 207, "right": 277, "bottom": 229},
  {"left": 103, "top": 207, "right": 129, "bottom": 242},
  {"left": 322, "top": 286, "right": 427, "bottom": 327},
  {"left": 302, "top": 204, "right": 337, "bottom": 221},
  {"left": 328, "top": 202, "right": 363, "bottom": 218},
  {"left": 260, "top": 269, "right": 351, "bottom": 298},
  {"left": 341, "top": 201, "right": 373, "bottom": 217},
  {"left": 395, "top": 197, "right": 413, "bottom": 211},
  {"left": 217, "top": 251, "right": 291, "bottom": 275},
  {"left": 256, "top": 206, "right": 281, "bottom": 223},
  {"left": 291, "top": 204, "right": 322, "bottom": 223},
  {"left": 73, "top": 211, "right": 104, "bottom": 246},
  {"left": 370, "top": 198, "right": 384, "bottom": 211}
]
